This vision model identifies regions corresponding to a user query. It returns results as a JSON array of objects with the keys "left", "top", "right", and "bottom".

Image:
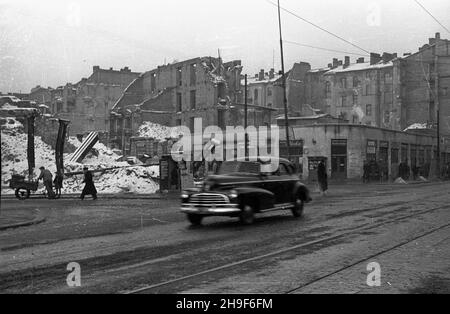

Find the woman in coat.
[
  {"left": 317, "top": 161, "right": 328, "bottom": 196},
  {"left": 80, "top": 167, "right": 97, "bottom": 200}
]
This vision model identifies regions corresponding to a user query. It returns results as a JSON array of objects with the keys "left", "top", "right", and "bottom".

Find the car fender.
[
  {"left": 293, "top": 182, "right": 312, "bottom": 203},
  {"left": 234, "top": 187, "right": 275, "bottom": 211}
]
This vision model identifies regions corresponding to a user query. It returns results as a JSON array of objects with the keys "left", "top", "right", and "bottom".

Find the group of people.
[{"left": 37, "top": 166, "right": 97, "bottom": 200}]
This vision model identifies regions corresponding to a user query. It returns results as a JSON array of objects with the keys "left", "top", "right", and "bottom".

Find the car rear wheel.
[
  {"left": 240, "top": 205, "right": 255, "bottom": 225},
  {"left": 15, "top": 188, "right": 30, "bottom": 200},
  {"left": 291, "top": 197, "right": 304, "bottom": 218},
  {"left": 187, "top": 214, "right": 203, "bottom": 226}
]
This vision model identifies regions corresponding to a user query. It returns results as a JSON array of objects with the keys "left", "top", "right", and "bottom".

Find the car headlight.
[
  {"left": 228, "top": 189, "right": 238, "bottom": 199},
  {"left": 181, "top": 191, "right": 189, "bottom": 199}
]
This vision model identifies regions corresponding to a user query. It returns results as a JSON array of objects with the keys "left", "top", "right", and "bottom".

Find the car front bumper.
[{"left": 181, "top": 203, "right": 241, "bottom": 215}]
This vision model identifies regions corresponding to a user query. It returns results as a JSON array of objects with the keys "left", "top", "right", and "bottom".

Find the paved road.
[{"left": 0, "top": 182, "right": 449, "bottom": 294}]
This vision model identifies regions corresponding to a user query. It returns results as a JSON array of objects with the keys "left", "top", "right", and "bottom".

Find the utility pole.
[
  {"left": 244, "top": 74, "right": 248, "bottom": 159},
  {"left": 435, "top": 53, "right": 441, "bottom": 178},
  {"left": 278, "top": 0, "right": 291, "bottom": 160}
]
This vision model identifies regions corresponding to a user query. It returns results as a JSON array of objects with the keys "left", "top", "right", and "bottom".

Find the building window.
[
  {"left": 365, "top": 84, "right": 370, "bottom": 95},
  {"left": 353, "top": 76, "right": 358, "bottom": 87},
  {"left": 341, "top": 77, "right": 347, "bottom": 88},
  {"left": 352, "top": 115, "right": 358, "bottom": 124},
  {"left": 366, "top": 104, "right": 372, "bottom": 116},
  {"left": 254, "top": 89, "right": 259, "bottom": 105},
  {"left": 176, "top": 93, "right": 182, "bottom": 112},
  {"left": 176, "top": 119, "right": 182, "bottom": 126},
  {"left": 190, "top": 90, "right": 196, "bottom": 109},
  {"left": 176, "top": 67, "right": 182, "bottom": 86},
  {"left": 267, "top": 87, "right": 272, "bottom": 97},
  {"left": 352, "top": 94, "right": 358, "bottom": 105},
  {"left": 341, "top": 95, "right": 347, "bottom": 107},
  {"left": 151, "top": 73, "right": 156, "bottom": 92},
  {"left": 325, "top": 81, "right": 331, "bottom": 97},
  {"left": 384, "top": 111, "right": 390, "bottom": 124},
  {"left": 190, "top": 64, "right": 197, "bottom": 86},
  {"left": 384, "top": 72, "right": 392, "bottom": 81}
]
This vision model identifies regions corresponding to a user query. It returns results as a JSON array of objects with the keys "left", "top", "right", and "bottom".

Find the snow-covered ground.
[{"left": 1, "top": 118, "right": 160, "bottom": 195}]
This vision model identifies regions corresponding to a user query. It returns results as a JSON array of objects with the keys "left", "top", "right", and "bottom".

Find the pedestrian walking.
[
  {"left": 38, "top": 166, "right": 55, "bottom": 199},
  {"left": 80, "top": 167, "right": 97, "bottom": 200},
  {"left": 363, "top": 160, "right": 370, "bottom": 183},
  {"left": 53, "top": 170, "right": 63, "bottom": 198},
  {"left": 317, "top": 161, "right": 328, "bottom": 196}
]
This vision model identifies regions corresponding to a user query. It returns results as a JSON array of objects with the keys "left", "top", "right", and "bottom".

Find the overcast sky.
[{"left": 1, "top": 0, "right": 449, "bottom": 93}]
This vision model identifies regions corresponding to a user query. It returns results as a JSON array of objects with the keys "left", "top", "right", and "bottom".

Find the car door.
[{"left": 277, "top": 162, "right": 296, "bottom": 204}]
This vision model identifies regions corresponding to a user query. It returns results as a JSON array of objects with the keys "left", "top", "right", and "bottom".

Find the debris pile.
[{"left": 1, "top": 118, "right": 160, "bottom": 195}]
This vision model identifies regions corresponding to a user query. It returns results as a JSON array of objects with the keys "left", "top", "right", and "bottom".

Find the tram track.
[{"left": 125, "top": 204, "right": 449, "bottom": 294}]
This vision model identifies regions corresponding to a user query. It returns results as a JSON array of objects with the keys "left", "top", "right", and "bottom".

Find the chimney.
[
  {"left": 344, "top": 56, "right": 350, "bottom": 68},
  {"left": 93, "top": 65, "right": 100, "bottom": 72},
  {"left": 381, "top": 52, "right": 395, "bottom": 63},
  {"left": 332, "top": 58, "right": 339, "bottom": 68},
  {"left": 269, "top": 68, "right": 275, "bottom": 79},
  {"left": 356, "top": 57, "right": 365, "bottom": 64},
  {"left": 328, "top": 63, "right": 332, "bottom": 68},
  {"left": 370, "top": 53, "right": 382, "bottom": 65},
  {"left": 436, "top": 32, "right": 440, "bottom": 39},
  {"left": 338, "top": 60, "right": 343, "bottom": 66},
  {"left": 258, "top": 69, "right": 265, "bottom": 81}
]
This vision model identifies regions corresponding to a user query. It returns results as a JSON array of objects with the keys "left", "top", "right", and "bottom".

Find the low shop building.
[{"left": 280, "top": 123, "right": 450, "bottom": 182}]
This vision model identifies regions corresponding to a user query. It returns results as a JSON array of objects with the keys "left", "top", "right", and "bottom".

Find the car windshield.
[{"left": 218, "top": 161, "right": 260, "bottom": 174}]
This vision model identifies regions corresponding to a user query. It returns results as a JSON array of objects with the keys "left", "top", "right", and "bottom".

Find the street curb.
[{"left": 0, "top": 217, "right": 46, "bottom": 231}]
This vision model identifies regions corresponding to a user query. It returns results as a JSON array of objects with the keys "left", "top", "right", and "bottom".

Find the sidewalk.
[
  {"left": 0, "top": 208, "right": 46, "bottom": 231},
  {"left": 0, "top": 191, "right": 180, "bottom": 200}
]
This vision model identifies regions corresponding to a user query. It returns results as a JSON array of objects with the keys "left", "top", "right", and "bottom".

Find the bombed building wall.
[
  {"left": 110, "top": 57, "right": 243, "bottom": 155},
  {"left": 48, "top": 66, "right": 140, "bottom": 136}
]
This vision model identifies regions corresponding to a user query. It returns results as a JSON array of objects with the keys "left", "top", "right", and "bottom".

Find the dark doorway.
[{"left": 331, "top": 139, "right": 347, "bottom": 180}]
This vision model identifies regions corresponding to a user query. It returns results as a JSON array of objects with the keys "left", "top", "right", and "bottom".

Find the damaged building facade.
[
  {"left": 26, "top": 66, "right": 140, "bottom": 138},
  {"left": 246, "top": 62, "right": 312, "bottom": 121},
  {"left": 110, "top": 57, "right": 251, "bottom": 155}
]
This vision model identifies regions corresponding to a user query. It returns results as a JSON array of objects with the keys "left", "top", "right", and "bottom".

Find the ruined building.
[
  {"left": 110, "top": 57, "right": 244, "bottom": 154},
  {"left": 44, "top": 66, "right": 140, "bottom": 136}
]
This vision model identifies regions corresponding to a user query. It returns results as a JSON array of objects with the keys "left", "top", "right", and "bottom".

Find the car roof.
[{"left": 234, "top": 156, "right": 291, "bottom": 165}]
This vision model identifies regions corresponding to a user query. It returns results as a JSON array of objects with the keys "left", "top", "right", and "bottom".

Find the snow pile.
[
  {"left": 394, "top": 177, "right": 407, "bottom": 184},
  {"left": 137, "top": 122, "right": 183, "bottom": 141},
  {"left": 404, "top": 123, "right": 428, "bottom": 131},
  {"left": 1, "top": 118, "right": 56, "bottom": 182},
  {"left": 67, "top": 137, "right": 121, "bottom": 165},
  {"left": 61, "top": 165, "right": 159, "bottom": 194},
  {"left": 1, "top": 121, "right": 160, "bottom": 195}
]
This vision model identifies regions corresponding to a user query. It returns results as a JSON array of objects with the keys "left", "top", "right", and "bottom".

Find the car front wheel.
[
  {"left": 187, "top": 214, "right": 203, "bottom": 226},
  {"left": 240, "top": 205, "right": 255, "bottom": 225},
  {"left": 291, "top": 197, "right": 304, "bottom": 218}
]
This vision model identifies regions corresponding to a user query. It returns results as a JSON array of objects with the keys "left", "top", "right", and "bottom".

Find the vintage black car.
[{"left": 181, "top": 157, "right": 312, "bottom": 225}]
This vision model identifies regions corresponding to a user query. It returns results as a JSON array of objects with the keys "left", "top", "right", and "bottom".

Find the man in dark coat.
[
  {"left": 80, "top": 167, "right": 97, "bottom": 200},
  {"left": 363, "top": 160, "right": 370, "bottom": 183},
  {"left": 38, "top": 166, "right": 55, "bottom": 199},
  {"left": 317, "top": 161, "right": 328, "bottom": 196}
]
